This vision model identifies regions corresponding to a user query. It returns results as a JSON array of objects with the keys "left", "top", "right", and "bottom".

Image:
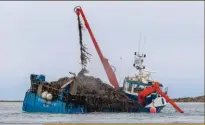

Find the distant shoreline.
[
  {"left": 172, "top": 95, "right": 204, "bottom": 102},
  {"left": 0, "top": 100, "right": 23, "bottom": 102},
  {"left": 1, "top": 95, "right": 204, "bottom": 103}
]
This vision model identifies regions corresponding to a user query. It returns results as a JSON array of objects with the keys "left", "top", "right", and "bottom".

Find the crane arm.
[
  {"left": 74, "top": 6, "right": 119, "bottom": 88},
  {"left": 138, "top": 82, "right": 184, "bottom": 113}
]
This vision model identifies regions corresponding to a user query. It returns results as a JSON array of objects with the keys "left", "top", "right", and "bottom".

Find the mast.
[{"left": 133, "top": 52, "right": 146, "bottom": 82}]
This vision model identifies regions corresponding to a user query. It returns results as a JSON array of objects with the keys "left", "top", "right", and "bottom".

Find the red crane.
[
  {"left": 138, "top": 82, "right": 184, "bottom": 113},
  {"left": 74, "top": 6, "right": 119, "bottom": 88},
  {"left": 74, "top": 6, "right": 184, "bottom": 113}
]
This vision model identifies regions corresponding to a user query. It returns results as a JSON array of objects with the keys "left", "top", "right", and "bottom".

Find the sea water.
[{"left": 0, "top": 102, "right": 204, "bottom": 124}]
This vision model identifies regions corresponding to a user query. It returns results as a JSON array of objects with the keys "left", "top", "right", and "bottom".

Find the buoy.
[
  {"left": 41, "top": 91, "right": 48, "bottom": 99},
  {"left": 46, "top": 93, "right": 53, "bottom": 101},
  {"left": 150, "top": 106, "right": 157, "bottom": 113}
]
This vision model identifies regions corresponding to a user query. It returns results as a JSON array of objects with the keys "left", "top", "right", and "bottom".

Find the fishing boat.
[
  {"left": 22, "top": 6, "right": 184, "bottom": 114},
  {"left": 122, "top": 51, "right": 168, "bottom": 112}
]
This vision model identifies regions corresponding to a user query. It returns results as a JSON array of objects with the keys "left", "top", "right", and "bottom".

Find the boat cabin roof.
[{"left": 126, "top": 80, "right": 163, "bottom": 87}]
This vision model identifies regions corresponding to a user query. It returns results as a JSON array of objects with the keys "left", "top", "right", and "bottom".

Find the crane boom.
[
  {"left": 74, "top": 6, "right": 119, "bottom": 88},
  {"left": 138, "top": 82, "right": 184, "bottom": 113}
]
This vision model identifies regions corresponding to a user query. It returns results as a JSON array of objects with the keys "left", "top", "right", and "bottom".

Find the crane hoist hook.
[{"left": 74, "top": 6, "right": 82, "bottom": 13}]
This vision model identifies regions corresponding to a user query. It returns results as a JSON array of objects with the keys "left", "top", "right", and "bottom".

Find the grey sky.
[{"left": 0, "top": 1, "right": 204, "bottom": 100}]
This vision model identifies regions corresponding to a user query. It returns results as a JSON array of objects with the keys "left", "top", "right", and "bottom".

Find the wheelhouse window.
[
  {"left": 127, "top": 83, "right": 132, "bottom": 92},
  {"left": 134, "top": 85, "right": 144, "bottom": 93}
]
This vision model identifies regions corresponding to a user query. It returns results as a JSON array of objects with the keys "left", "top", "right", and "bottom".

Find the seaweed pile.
[
  {"left": 40, "top": 68, "right": 129, "bottom": 100},
  {"left": 77, "top": 12, "right": 91, "bottom": 73},
  {"left": 32, "top": 68, "right": 138, "bottom": 112}
]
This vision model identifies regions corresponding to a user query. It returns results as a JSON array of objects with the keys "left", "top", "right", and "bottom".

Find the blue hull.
[
  {"left": 22, "top": 91, "right": 86, "bottom": 114},
  {"left": 22, "top": 91, "right": 165, "bottom": 114}
]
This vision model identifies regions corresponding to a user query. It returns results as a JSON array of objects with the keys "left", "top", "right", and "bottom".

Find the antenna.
[
  {"left": 138, "top": 32, "right": 142, "bottom": 54},
  {"left": 142, "top": 36, "right": 146, "bottom": 54}
]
